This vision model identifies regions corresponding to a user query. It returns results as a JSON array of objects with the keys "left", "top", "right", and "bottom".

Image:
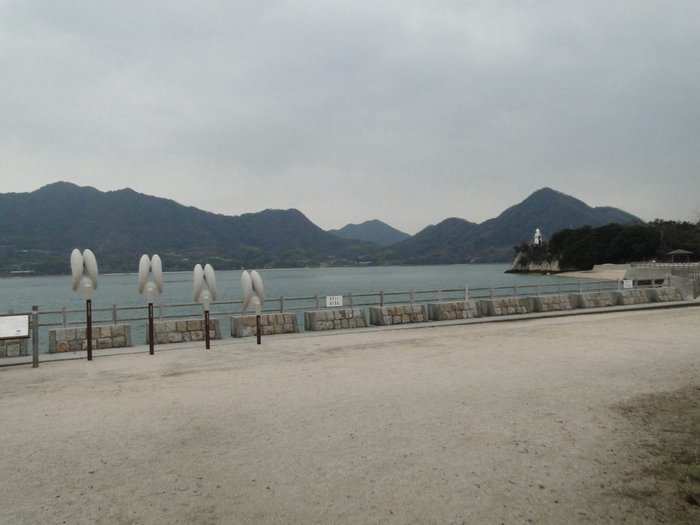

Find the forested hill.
[
  {"left": 329, "top": 220, "right": 410, "bottom": 246},
  {"left": 381, "top": 188, "right": 642, "bottom": 263},
  {"left": 0, "top": 183, "right": 645, "bottom": 274},
  {"left": 0, "top": 182, "right": 374, "bottom": 274},
  {"left": 548, "top": 221, "right": 700, "bottom": 270}
]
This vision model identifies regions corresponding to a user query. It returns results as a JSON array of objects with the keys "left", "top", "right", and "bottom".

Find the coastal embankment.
[{"left": 1, "top": 308, "right": 699, "bottom": 524}]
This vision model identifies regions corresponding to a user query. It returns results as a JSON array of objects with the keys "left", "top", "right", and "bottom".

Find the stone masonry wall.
[
  {"left": 575, "top": 291, "right": 619, "bottom": 309},
  {"left": 613, "top": 289, "right": 650, "bottom": 306},
  {"left": 645, "top": 287, "right": 684, "bottom": 303},
  {"left": 0, "top": 338, "right": 29, "bottom": 358},
  {"left": 304, "top": 308, "right": 367, "bottom": 331},
  {"left": 532, "top": 294, "right": 579, "bottom": 313},
  {"left": 49, "top": 324, "right": 132, "bottom": 353},
  {"left": 427, "top": 300, "right": 480, "bottom": 321},
  {"left": 148, "top": 318, "right": 221, "bottom": 344},
  {"left": 231, "top": 313, "right": 299, "bottom": 338},
  {"left": 369, "top": 304, "right": 428, "bottom": 326},
  {"left": 479, "top": 297, "right": 534, "bottom": 316}
]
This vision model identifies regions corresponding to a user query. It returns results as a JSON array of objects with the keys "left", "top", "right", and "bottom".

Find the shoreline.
[
  {"left": 557, "top": 263, "right": 629, "bottom": 281},
  {"left": 0, "top": 262, "right": 513, "bottom": 279},
  {"left": 507, "top": 263, "right": 629, "bottom": 281}
]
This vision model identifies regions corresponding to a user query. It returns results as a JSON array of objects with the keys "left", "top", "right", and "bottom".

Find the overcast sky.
[{"left": 2, "top": 1, "right": 699, "bottom": 233}]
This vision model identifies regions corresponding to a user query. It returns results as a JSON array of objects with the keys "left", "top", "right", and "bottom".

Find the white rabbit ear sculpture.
[
  {"left": 138, "top": 255, "right": 164, "bottom": 301},
  {"left": 70, "top": 248, "right": 99, "bottom": 299},
  {"left": 194, "top": 264, "right": 217, "bottom": 310},
  {"left": 241, "top": 270, "right": 264, "bottom": 314}
]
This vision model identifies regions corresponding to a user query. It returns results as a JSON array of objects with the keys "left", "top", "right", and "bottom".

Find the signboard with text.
[
  {"left": 622, "top": 279, "right": 634, "bottom": 289},
  {"left": 0, "top": 315, "right": 30, "bottom": 340},
  {"left": 326, "top": 295, "right": 343, "bottom": 308}
]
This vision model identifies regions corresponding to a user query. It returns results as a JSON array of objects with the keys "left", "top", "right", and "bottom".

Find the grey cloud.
[{"left": 1, "top": 1, "right": 699, "bottom": 232}]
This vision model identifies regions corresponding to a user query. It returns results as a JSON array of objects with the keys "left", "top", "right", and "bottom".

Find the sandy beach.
[
  {"left": 558, "top": 263, "right": 630, "bottom": 281},
  {"left": 1, "top": 307, "right": 699, "bottom": 524}
]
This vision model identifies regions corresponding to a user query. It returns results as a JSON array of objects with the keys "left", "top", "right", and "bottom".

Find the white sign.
[
  {"left": 623, "top": 279, "right": 634, "bottom": 289},
  {"left": 326, "top": 295, "right": 343, "bottom": 308},
  {"left": 0, "top": 315, "right": 30, "bottom": 339}
]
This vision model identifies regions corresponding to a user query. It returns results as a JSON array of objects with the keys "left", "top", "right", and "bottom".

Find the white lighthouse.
[{"left": 533, "top": 228, "right": 543, "bottom": 247}]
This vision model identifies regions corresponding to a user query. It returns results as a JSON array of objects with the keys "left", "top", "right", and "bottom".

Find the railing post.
[
  {"left": 490, "top": 288, "right": 494, "bottom": 299},
  {"left": 61, "top": 306, "right": 67, "bottom": 327},
  {"left": 464, "top": 286, "right": 469, "bottom": 301},
  {"left": 348, "top": 292, "right": 353, "bottom": 307},
  {"left": 112, "top": 304, "right": 118, "bottom": 324},
  {"left": 513, "top": 285, "right": 518, "bottom": 297},
  {"left": 31, "top": 305, "right": 39, "bottom": 368},
  {"left": 379, "top": 290, "right": 384, "bottom": 307},
  {"left": 158, "top": 304, "right": 163, "bottom": 319},
  {"left": 410, "top": 289, "right": 416, "bottom": 305},
  {"left": 315, "top": 294, "right": 320, "bottom": 310},
  {"left": 437, "top": 289, "right": 443, "bottom": 302},
  {"left": 279, "top": 296, "right": 284, "bottom": 313},
  {"left": 535, "top": 284, "right": 540, "bottom": 296}
]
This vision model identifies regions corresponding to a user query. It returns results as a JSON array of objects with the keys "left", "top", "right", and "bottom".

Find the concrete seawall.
[
  {"left": 0, "top": 338, "right": 28, "bottom": 358},
  {"left": 305, "top": 308, "right": 367, "bottom": 331},
  {"left": 147, "top": 319, "right": 220, "bottom": 344},
  {"left": 49, "top": 324, "right": 132, "bottom": 352},
  {"left": 369, "top": 304, "right": 428, "bottom": 326},
  {"left": 427, "top": 300, "right": 480, "bottom": 321},
  {"left": 232, "top": 313, "right": 299, "bottom": 338},
  {"left": 479, "top": 296, "right": 535, "bottom": 316}
]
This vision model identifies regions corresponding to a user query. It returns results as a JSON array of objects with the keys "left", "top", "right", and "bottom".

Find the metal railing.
[{"left": 2, "top": 278, "right": 667, "bottom": 366}]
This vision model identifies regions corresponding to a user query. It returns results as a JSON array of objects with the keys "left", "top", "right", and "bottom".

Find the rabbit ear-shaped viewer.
[{"left": 71, "top": 248, "right": 98, "bottom": 292}]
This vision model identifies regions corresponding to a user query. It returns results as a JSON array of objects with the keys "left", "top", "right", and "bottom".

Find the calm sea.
[{"left": 0, "top": 264, "right": 583, "bottom": 352}]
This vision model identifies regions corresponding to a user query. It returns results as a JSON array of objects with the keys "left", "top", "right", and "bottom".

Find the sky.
[{"left": 2, "top": 1, "right": 699, "bottom": 234}]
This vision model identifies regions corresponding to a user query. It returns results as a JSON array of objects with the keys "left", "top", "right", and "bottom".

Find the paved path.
[{"left": 1, "top": 307, "right": 699, "bottom": 524}]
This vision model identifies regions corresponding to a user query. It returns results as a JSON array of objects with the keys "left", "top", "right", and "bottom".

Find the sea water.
[{"left": 0, "top": 264, "right": 586, "bottom": 352}]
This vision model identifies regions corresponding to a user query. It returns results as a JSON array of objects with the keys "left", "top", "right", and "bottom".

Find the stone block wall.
[
  {"left": 427, "top": 300, "right": 480, "bottom": 321},
  {"left": 575, "top": 291, "right": 619, "bottom": 309},
  {"left": 369, "top": 304, "right": 428, "bottom": 326},
  {"left": 49, "top": 324, "right": 132, "bottom": 353},
  {"left": 0, "top": 338, "right": 29, "bottom": 358},
  {"left": 613, "top": 289, "right": 650, "bottom": 306},
  {"left": 148, "top": 318, "right": 221, "bottom": 344},
  {"left": 479, "top": 296, "right": 534, "bottom": 316},
  {"left": 532, "top": 294, "right": 578, "bottom": 313},
  {"left": 304, "top": 308, "right": 367, "bottom": 331},
  {"left": 231, "top": 313, "right": 299, "bottom": 338},
  {"left": 645, "top": 287, "right": 684, "bottom": 303}
]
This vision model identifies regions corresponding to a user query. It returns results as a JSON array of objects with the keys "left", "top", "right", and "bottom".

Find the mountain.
[
  {"left": 0, "top": 182, "right": 374, "bottom": 274},
  {"left": 0, "top": 183, "right": 644, "bottom": 274},
  {"left": 379, "top": 218, "right": 479, "bottom": 264},
  {"left": 383, "top": 188, "right": 642, "bottom": 264},
  {"left": 329, "top": 220, "right": 410, "bottom": 246}
]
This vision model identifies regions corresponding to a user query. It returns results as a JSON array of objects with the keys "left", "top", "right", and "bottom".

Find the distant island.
[
  {"left": 509, "top": 221, "right": 700, "bottom": 273},
  {"left": 0, "top": 182, "right": 644, "bottom": 275}
]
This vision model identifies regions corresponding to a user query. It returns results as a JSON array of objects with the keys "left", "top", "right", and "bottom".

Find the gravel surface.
[{"left": 1, "top": 307, "right": 698, "bottom": 524}]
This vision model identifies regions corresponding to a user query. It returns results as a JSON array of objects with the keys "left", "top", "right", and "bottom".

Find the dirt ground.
[
  {"left": 611, "top": 384, "right": 700, "bottom": 523},
  {"left": 1, "top": 307, "right": 699, "bottom": 524}
]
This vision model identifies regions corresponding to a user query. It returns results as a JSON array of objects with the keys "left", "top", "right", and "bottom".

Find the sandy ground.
[
  {"left": 558, "top": 263, "right": 629, "bottom": 281},
  {"left": 1, "top": 308, "right": 699, "bottom": 524}
]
